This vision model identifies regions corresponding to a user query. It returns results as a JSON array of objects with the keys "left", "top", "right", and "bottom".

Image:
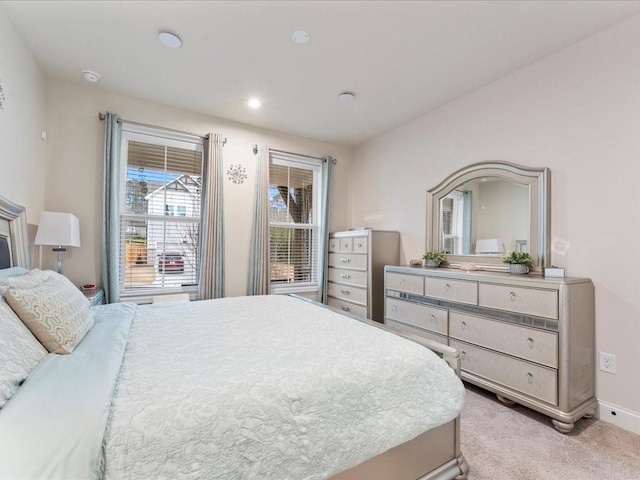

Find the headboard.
[{"left": 0, "top": 194, "right": 31, "bottom": 269}]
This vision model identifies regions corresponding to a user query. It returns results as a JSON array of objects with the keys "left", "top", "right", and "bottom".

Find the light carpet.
[{"left": 460, "top": 384, "right": 640, "bottom": 480}]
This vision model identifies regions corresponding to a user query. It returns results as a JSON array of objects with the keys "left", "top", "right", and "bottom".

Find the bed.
[{"left": 0, "top": 194, "right": 469, "bottom": 480}]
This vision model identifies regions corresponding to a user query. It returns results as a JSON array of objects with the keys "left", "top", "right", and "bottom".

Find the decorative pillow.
[
  {"left": 0, "top": 268, "right": 53, "bottom": 297},
  {"left": 0, "top": 267, "right": 29, "bottom": 279},
  {"left": 0, "top": 297, "right": 47, "bottom": 408},
  {"left": 6, "top": 273, "right": 93, "bottom": 354}
]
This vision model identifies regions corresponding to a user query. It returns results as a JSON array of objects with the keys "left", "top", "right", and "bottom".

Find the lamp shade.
[
  {"left": 475, "top": 238, "right": 504, "bottom": 254},
  {"left": 34, "top": 212, "right": 81, "bottom": 248}
]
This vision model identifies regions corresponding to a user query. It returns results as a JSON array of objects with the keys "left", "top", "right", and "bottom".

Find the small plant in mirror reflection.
[{"left": 502, "top": 251, "right": 533, "bottom": 266}]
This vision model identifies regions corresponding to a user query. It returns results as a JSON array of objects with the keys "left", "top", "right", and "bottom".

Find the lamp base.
[{"left": 52, "top": 247, "right": 67, "bottom": 274}]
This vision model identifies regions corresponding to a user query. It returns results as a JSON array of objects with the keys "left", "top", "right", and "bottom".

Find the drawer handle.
[
  {"left": 400, "top": 277, "right": 406, "bottom": 285},
  {"left": 461, "top": 351, "right": 467, "bottom": 361},
  {"left": 342, "top": 306, "right": 351, "bottom": 312},
  {"left": 461, "top": 320, "right": 467, "bottom": 330},
  {"left": 341, "top": 273, "right": 350, "bottom": 279},
  {"left": 341, "top": 289, "right": 350, "bottom": 295},
  {"left": 357, "top": 242, "right": 363, "bottom": 248},
  {"left": 340, "top": 258, "right": 350, "bottom": 263},
  {"left": 445, "top": 283, "right": 452, "bottom": 291},
  {"left": 527, "top": 372, "right": 534, "bottom": 384},
  {"left": 527, "top": 337, "right": 534, "bottom": 348},
  {"left": 430, "top": 313, "right": 436, "bottom": 323},
  {"left": 509, "top": 291, "right": 517, "bottom": 301},
  {"left": 392, "top": 304, "right": 399, "bottom": 312}
]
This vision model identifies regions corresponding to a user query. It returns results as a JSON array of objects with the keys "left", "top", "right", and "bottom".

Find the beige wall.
[
  {"left": 351, "top": 15, "right": 640, "bottom": 429},
  {"left": 44, "top": 80, "right": 352, "bottom": 296},
  {"left": 0, "top": 4, "right": 46, "bottom": 226}
]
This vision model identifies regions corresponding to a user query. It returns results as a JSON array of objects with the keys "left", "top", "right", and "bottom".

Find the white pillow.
[
  {"left": 0, "top": 268, "right": 53, "bottom": 298},
  {"left": 0, "top": 297, "right": 47, "bottom": 408},
  {"left": 6, "top": 272, "right": 93, "bottom": 354}
]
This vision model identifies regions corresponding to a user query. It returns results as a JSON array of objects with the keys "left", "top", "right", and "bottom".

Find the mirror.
[{"left": 426, "top": 161, "right": 550, "bottom": 272}]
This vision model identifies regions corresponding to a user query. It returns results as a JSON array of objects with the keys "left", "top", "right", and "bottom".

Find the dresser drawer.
[
  {"left": 328, "top": 238, "right": 340, "bottom": 253},
  {"left": 385, "top": 298, "right": 447, "bottom": 335},
  {"left": 352, "top": 236, "right": 368, "bottom": 253},
  {"left": 328, "top": 268, "right": 367, "bottom": 288},
  {"left": 339, "top": 237, "right": 353, "bottom": 252},
  {"left": 328, "top": 253, "right": 367, "bottom": 270},
  {"left": 479, "top": 284, "right": 558, "bottom": 319},
  {"left": 451, "top": 340, "right": 557, "bottom": 405},
  {"left": 386, "top": 272, "right": 424, "bottom": 295},
  {"left": 328, "top": 297, "right": 368, "bottom": 318},
  {"left": 328, "top": 283, "right": 367, "bottom": 305},
  {"left": 449, "top": 312, "right": 558, "bottom": 368},
  {"left": 385, "top": 319, "right": 448, "bottom": 346},
  {"left": 425, "top": 277, "right": 478, "bottom": 305}
]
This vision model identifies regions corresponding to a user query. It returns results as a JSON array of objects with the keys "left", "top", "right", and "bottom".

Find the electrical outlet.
[{"left": 599, "top": 352, "right": 616, "bottom": 374}]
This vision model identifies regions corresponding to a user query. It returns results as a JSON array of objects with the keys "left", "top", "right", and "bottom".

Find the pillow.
[
  {"left": 0, "top": 268, "right": 53, "bottom": 297},
  {"left": 0, "top": 297, "right": 47, "bottom": 408},
  {"left": 0, "top": 267, "right": 29, "bottom": 279},
  {"left": 6, "top": 272, "right": 93, "bottom": 354}
]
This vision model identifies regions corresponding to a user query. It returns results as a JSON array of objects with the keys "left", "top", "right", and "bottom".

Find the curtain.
[
  {"left": 199, "top": 134, "right": 225, "bottom": 300},
  {"left": 101, "top": 112, "right": 122, "bottom": 304},
  {"left": 247, "top": 145, "right": 270, "bottom": 295},
  {"left": 317, "top": 156, "right": 333, "bottom": 303},
  {"left": 462, "top": 191, "right": 473, "bottom": 254}
]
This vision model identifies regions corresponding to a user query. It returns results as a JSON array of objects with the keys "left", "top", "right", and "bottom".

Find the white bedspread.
[{"left": 102, "top": 295, "right": 464, "bottom": 480}]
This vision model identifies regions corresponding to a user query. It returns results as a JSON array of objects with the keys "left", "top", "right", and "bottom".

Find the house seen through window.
[
  {"left": 269, "top": 152, "right": 322, "bottom": 293},
  {"left": 120, "top": 125, "right": 204, "bottom": 297}
]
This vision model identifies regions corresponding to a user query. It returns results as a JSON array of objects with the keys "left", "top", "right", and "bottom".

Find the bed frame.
[{"left": 0, "top": 193, "right": 468, "bottom": 480}]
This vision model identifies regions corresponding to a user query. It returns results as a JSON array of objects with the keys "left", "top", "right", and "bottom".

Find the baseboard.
[{"left": 597, "top": 400, "right": 640, "bottom": 436}]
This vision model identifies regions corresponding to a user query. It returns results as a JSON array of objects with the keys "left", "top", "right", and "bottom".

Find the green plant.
[
  {"left": 502, "top": 251, "right": 534, "bottom": 267},
  {"left": 422, "top": 251, "right": 446, "bottom": 263}
]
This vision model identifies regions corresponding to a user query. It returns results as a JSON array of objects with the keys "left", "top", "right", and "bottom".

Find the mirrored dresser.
[{"left": 384, "top": 265, "right": 596, "bottom": 433}]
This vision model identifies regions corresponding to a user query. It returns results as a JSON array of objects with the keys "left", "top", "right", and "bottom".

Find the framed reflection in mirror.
[{"left": 426, "top": 161, "right": 550, "bottom": 272}]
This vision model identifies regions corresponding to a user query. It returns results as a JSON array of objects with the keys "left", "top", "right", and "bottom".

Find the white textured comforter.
[{"left": 0, "top": 295, "right": 464, "bottom": 480}]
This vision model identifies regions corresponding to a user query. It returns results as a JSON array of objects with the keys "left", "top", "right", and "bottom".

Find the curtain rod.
[
  {"left": 269, "top": 148, "right": 336, "bottom": 164},
  {"left": 98, "top": 112, "right": 226, "bottom": 145}
]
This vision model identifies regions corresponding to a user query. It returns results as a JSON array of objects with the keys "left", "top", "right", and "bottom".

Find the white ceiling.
[{"left": 4, "top": 1, "right": 640, "bottom": 147}]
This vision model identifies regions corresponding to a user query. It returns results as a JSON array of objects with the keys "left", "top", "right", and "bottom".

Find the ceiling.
[{"left": 4, "top": 1, "right": 640, "bottom": 147}]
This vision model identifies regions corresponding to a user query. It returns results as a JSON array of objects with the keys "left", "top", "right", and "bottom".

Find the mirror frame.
[{"left": 426, "top": 161, "right": 550, "bottom": 273}]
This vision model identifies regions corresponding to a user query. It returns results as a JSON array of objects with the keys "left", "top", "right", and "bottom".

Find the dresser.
[
  {"left": 384, "top": 265, "right": 595, "bottom": 433},
  {"left": 327, "top": 230, "right": 399, "bottom": 322}
]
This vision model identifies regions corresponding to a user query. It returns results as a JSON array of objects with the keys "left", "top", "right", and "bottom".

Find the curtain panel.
[
  {"left": 317, "top": 156, "right": 333, "bottom": 303},
  {"left": 101, "top": 112, "right": 122, "bottom": 304},
  {"left": 199, "top": 133, "right": 225, "bottom": 300},
  {"left": 247, "top": 145, "right": 270, "bottom": 295}
]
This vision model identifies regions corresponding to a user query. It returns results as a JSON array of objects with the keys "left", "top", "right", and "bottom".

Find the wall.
[
  {"left": 0, "top": 4, "right": 46, "bottom": 227},
  {"left": 351, "top": 15, "right": 640, "bottom": 432},
  {"left": 44, "top": 80, "right": 352, "bottom": 296}
]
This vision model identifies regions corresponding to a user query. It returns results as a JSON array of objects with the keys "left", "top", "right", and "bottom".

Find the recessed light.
[
  {"left": 338, "top": 92, "right": 355, "bottom": 102},
  {"left": 81, "top": 70, "right": 101, "bottom": 83},
  {"left": 158, "top": 31, "right": 182, "bottom": 48},
  {"left": 248, "top": 98, "right": 261, "bottom": 109},
  {"left": 292, "top": 30, "right": 309, "bottom": 44}
]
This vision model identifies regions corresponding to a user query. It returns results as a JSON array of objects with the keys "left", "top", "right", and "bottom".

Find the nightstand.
[{"left": 82, "top": 288, "right": 104, "bottom": 306}]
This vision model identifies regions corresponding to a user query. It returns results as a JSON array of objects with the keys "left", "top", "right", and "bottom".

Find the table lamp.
[{"left": 34, "top": 211, "right": 81, "bottom": 274}]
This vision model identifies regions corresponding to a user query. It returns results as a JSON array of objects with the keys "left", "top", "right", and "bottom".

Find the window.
[
  {"left": 269, "top": 152, "right": 322, "bottom": 293},
  {"left": 440, "top": 190, "right": 464, "bottom": 254},
  {"left": 119, "top": 124, "right": 204, "bottom": 299}
]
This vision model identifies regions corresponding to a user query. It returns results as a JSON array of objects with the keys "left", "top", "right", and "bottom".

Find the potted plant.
[
  {"left": 502, "top": 251, "right": 534, "bottom": 274},
  {"left": 422, "top": 251, "right": 446, "bottom": 268}
]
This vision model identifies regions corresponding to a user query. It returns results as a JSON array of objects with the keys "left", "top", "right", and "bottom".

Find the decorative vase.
[
  {"left": 509, "top": 263, "right": 529, "bottom": 275},
  {"left": 425, "top": 259, "right": 441, "bottom": 268}
]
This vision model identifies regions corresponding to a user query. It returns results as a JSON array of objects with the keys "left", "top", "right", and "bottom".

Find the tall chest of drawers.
[
  {"left": 327, "top": 230, "right": 399, "bottom": 322},
  {"left": 384, "top": 265, "right": 596, "bottom": 433}
]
